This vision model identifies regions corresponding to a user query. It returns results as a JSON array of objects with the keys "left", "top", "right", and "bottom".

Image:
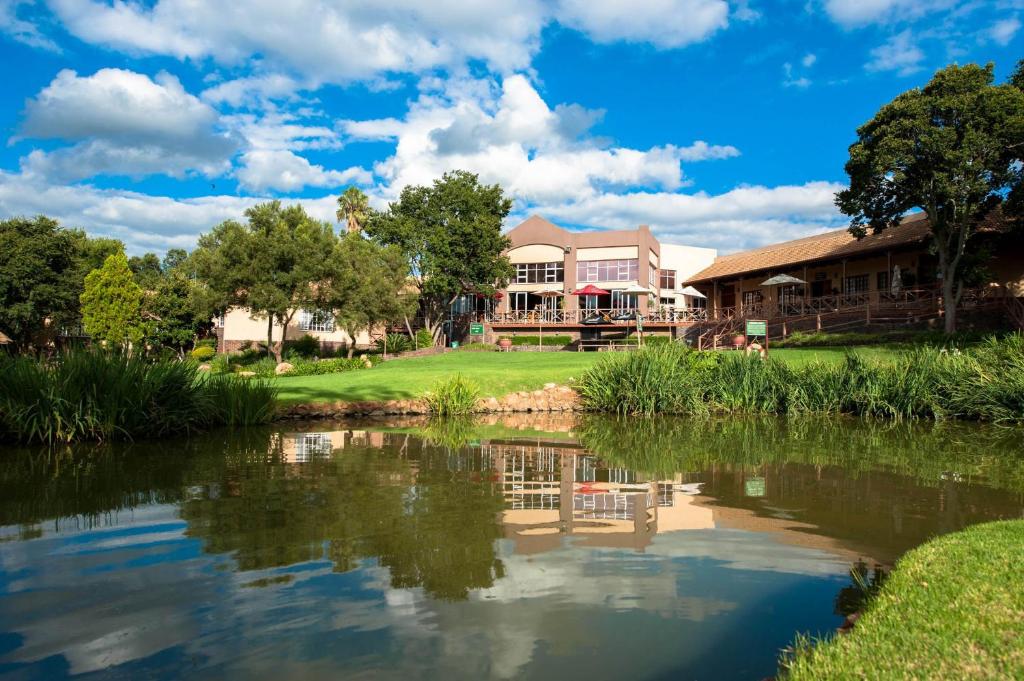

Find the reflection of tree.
[
  {"left": 178, "top": 435, "right": 506, "bottom": 600},
  {"left": 834, "top": 560, "right": 887, "bottom": 617}
]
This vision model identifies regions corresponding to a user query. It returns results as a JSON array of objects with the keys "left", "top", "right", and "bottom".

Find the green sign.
[
  {"left": 470, "top": 323, "right": 484, "bottom": 335},
  {"left": 746, "top": 320, "right": 767, "bottom": 337}
]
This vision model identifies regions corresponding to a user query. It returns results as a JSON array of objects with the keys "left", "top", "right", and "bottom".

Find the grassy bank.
[
  {"left": 0, "top": 350, "right": 277, "bottom": 445},
  {"left": 273, "top": 345, "right": 901, "bottom": 404},
  {"left": 578, "top": 336, "right": 1024, "bottom": 421},
  {"left": 783, "top": 520, "right": 1024, "bottom": 680}
]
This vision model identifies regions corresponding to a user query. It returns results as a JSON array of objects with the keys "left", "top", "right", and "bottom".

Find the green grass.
[
  {"left": 769, "top": 346, "right": 896, "bottom": 367},
  {"left": 273, "top": 351, "right": 604, "bottom": 403},
  {"left": 784, "top": 520, "right": 1024, "bottom": 680}
]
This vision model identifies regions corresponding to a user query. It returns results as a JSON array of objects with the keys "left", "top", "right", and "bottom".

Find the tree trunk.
[
  {"left": 273, "top": 313, "right": 293, "bottom": 363},
  {"left": 347, "top": 340, "right": 355, "bottom": 359},
  {"left": 266, "top": 316, "right": 275, "bottom": 359},
  {"left": 942, "top": 272, "right": 958, "bottom": 334}
]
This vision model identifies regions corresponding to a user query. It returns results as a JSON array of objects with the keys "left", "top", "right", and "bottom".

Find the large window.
[
  {"left": 515, "top": 261, "right": 564, "bottom": 284},
  {"left": 576, "top": 259, "right": 638, "bottom": 283},
  {"left": 659, "top": 269, "right": 676, "bottom": 290},
  {"left": 649, "top": 265, "right": 658, "bottom": 287},
  {"left": 299, "top": 309, "right": 335, "bottom": 332},
  {"left": 876, "top": 271, "right": 889, "bottom": 292},
  {"left": 293, "top": 433, "right": 333, "bottom": 463},
  {"left": 844, "top": 274, "right": 869, "bottom": 294}
]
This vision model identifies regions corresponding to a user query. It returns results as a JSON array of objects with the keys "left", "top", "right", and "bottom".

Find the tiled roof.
[{"left": 685, "top": 214, "right": 932, "bottom": 284}]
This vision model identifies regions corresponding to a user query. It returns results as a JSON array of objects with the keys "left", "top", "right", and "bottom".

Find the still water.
[{"left": 1, "top": 415, "right": 1022, "bottom": 680}]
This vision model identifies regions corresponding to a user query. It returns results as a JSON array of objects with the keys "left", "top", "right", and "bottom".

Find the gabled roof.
[{"left": 685, "top": 213, "right": 932, "bottom": 284}]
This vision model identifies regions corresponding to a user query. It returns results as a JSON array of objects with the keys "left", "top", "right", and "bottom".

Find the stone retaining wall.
[{"left": 280, "top": 383, "right": 582, "bottom": 419}]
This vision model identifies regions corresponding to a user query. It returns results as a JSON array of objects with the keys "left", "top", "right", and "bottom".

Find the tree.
[
  {"left": 128, "top": 252, "right": 163, "bottom": 289},
  {"left": 336, "top": 185, "right": 370, "bottom": 234},
  {"left": 162, "top": 248, "right": 188, "bottom": 273},
  {"left": 364, "top": 170, "right": 513, "bottom": 341},
  {"left": 324, "top": 233, "right": 416, "bottom": 357},
  {"left": 192, "top": 201, "right": 337, "bottom": 361},
  {"left": 0, "top": 217, "right": 79, "bottom": 350},
  {"left": 81, "top": 252, "right": 148, "bottom": 348},
  {"left": 146, "top": 270, "right": 213, "bottom": 357},
  {"left": 837, "top": 62, "right": 1024, "bottom": 333}
]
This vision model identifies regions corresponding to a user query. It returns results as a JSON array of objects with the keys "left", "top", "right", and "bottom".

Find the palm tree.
[{"left": 336, "top": 186, "right": 369, "bottom": 234}]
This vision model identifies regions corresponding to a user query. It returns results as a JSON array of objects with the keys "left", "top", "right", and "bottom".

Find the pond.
[{"left": 1, "top": 415, "right": 1022, "bottom": 680}]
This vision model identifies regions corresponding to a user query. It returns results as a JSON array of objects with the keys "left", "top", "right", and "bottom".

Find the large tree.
[
  {"left": 192, "top": 201, "right": 337, "bottom": 361},
  {"left": 324, "top": 233, "right": 416, "bottom": 357},
  {"left": 336, "top": 186, "right": 370, "bottom": 234},
  {"left": 364, "top": 170, "right": 513, "bottom": 340},
  {"left": 145, "top": 269, "right": 214, "bottom": 357},
  {"left": 837, "top": 62, "right": 1024, "bottom": 333},
  {"left": 0, "top": 217, "right": 80, "bottom": 350},
  {"left": 81, "top": 252, "right": 148, "bottom": 348}
]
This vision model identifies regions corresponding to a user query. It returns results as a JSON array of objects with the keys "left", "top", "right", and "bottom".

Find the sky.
[{"left": 0, "top": 1, "right": 1020, "bottom": 256}]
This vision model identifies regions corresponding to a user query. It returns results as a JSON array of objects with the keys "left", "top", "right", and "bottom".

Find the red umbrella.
[{"left": 572, "top": 284, "right": 610, "bottom": 296}]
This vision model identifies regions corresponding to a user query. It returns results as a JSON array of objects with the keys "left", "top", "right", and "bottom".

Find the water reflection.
[{"left": 0, "top": 416, "right": 1022, "bottom": 680}]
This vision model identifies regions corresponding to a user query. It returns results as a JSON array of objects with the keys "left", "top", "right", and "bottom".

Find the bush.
[
  {"left": 286, "top": 334, "right": 321, "bottom": 359},
  {"left": 190, "top": 345, "right": 216, "bottom": 362},
  {"left": 509, "top": 334, "right": 573, "bottom": 346},
  {"left": 280, "top": 357, "right": 368, "bottom": 377},
  {"left": 424, "top": 374, "right": 480, "bottom": 416},
  {"left": 0, "top": 349, "right": 277, "bottom": 445},
  {"left": 642, "top": 335, "right": 673, "bottom": 346},
  {"left": 376, "top": 332, "right": 412, "bottom": 354},
  {"left": 456, "top": 342, "right": 499, "bottom": 352},
  {"left": 577, "top": 334, "right": 1024, "bottom": 421},
  {"left": 415, "top": 328, "right": 434, "bottom": 349},
  {"left": 195, "top": 338, "right": 217, "bottom": 349},
  {"left": 206, "top": 375, "right": 278, "bottom": 426}
]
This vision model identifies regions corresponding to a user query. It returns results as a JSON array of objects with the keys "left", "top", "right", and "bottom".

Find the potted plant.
[
  {"left": 732, "top": 334, "right": 746, "bottom": 349},
  {"left": 497, "top": 336, "right": 513, "bottom": 351}
]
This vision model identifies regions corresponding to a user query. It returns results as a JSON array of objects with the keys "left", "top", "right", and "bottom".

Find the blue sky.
[{"left": 0, "top": 0, "right": 1020, "bottom": 254}]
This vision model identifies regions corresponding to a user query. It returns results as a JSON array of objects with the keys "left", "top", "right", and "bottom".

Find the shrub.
[
  {"left": 286, "top": 334, "right": 321, "bottom": 359},
  {"left": 0, "top": 349, "right": 277, "bottom": 445},
  {"left": 424, "top": 374, "right": 480, "bottom": 416},
  {"left": 206, "top": 375, "right": 278, "bottom": 425},
  {"left": 190, "top": 345, "right": 216, "bottom": 362},
  {"left": 376, "top": 332, "right": 412, "bottom": 353},
  {"left": 509, "top": 334, "right": 573, "bottom": 346},
  {"left": 195, "top": 338, "right": 217, "bottom": 349},
  {"left": 280, "top": 357, "right": 367, "bottom": 377},
  {"left": 415, "top": 328, "right": 434, "bottom": 349},
  {"left": 642, "top": 335, "right": 673, "bottom": 346},
  {"left": 456, "top": 342, "right": 499, "bottom": 352}
]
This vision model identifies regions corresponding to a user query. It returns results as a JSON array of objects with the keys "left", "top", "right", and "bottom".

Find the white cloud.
[
  {"left": 200, "top": 74, "right": 302, "bottom": 107},
  {"left": 235, "top": 150, "right": 370, "bottom": 192},
  {"left": 555, "top": 0, "right": 730, "bottom": 48},
  {"left": 782, "top": 62, "right": 812, "bottom": 88},
  {"left": 0, "top": 0, "right": 60, "bottom": 50},
  {"left": 345, "top": 74, "right": 739, "bottom": 203},
  {"left": 988, "top": 17, "right": 1021, "bottom": 46},
  {"left": 865, "top": 30, "right": 925, "bottom": 75},
  {"left": 19, "top": 68, "right": 238, "bottom": 178},
  {"left": 46, "top": 0, "right": 548, "bottom": 84},
  {"left": 801, "top": 53, "right": 817, "bottom": 68},
  {"left": 822, "top": 0, "right": 954, "bottom": 28}
]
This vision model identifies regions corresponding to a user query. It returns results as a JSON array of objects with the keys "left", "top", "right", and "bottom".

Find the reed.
[
  {"left": 423, "top": 374, "right": 480, "bottom": 416},
  {"left": 577, "top": 335, "right": 1024, "bottom": 422},
  {"left": 0, "top": 349, "right": 278, "bottom": 445}
]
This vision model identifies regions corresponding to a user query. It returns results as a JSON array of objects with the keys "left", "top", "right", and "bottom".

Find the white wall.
[{"left": 659, "top": 244, "right": 717, "bottom": 307}]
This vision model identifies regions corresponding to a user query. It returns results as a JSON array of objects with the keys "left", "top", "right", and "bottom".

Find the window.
[
  {"left": 659, "top": 269, "right": 676, "bottom": 290},
  {"left": 659, "top": 297, "right": 675, "bottom": 306},
  {"left": 649, "top": 265, "right": 657, "bottom": 287},
  {"left": 576, "top": 259, "right": 638, "bottom": 282},
  {"left": 299, "top": 309, "right": 335, "bottom": 332},
  {"left": 876, "top": 271, "right": 889, "bottom": 292},
  {"left": 742, "top": 290, "right": 763, "bottom": 308},
  {"left": 515, "top": 262, "right": 564, "bottom": 284},
  {"left": 844, "top": 274, "right": 869, "bottom": 294},
  {"left": 214, "top": 314, "right": 225, "bottom": 328}
]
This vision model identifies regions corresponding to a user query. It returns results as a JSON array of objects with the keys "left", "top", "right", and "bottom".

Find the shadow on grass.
[{"left": 276, "top": 385, "right": 419, "bottom": 404}]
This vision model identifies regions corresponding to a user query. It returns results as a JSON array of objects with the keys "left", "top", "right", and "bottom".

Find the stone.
[
  {"left": 237, "top": 371, "right": 256, "bottom": 377},
  {"left": 275, "top": 361, "right": 294, "bottom": 375},
  {"left": 197, "top": 363, "right": 211, "bottom": 372},
  {"left": 543, "top": 382, "right": 557, "bottom": 389}
]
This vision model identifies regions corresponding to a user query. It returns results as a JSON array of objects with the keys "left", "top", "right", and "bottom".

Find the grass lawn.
[
  {"left": 785, "top": 520, "right": 1024, "bottom": 680},
  {"left": 274, "top": 346, "right": 904, "bottom": 404},
  {"left": 274, "top": 351, "right": 603, "bottom": 403},
  {"left": 768, "top": 346, "right": 896, "bottom": 367}
]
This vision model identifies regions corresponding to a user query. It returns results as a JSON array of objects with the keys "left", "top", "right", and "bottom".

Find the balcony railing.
[{"left": 486, "top": 307, "right": 709, "bottom": 325}]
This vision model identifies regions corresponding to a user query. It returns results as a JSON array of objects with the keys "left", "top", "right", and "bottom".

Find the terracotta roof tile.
[{"left": 685, "top": 214, "right": 932, "bottom": 284}]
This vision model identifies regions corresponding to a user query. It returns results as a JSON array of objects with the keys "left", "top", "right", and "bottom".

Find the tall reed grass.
[
  {"left": 423, "top": 374, "right": 480, "bottom": 416},
  {"left": 0, "top": 349, "right": 278, "bottom": 445},
  {"left": 578, "top": 335, "right": 1024, "bottom": 422}
]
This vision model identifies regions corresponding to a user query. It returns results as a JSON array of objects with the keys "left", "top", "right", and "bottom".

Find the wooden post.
[{"left": 816, "top": 313, "right": 822, "bottom": 331}]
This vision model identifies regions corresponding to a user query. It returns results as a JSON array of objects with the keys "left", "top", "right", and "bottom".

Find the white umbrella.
[
  {"left": 678, "top": 285, "right": 706, "bottom": 298},
  {"left": 760, "top": 274, "right": 807, "bottom": 286}
]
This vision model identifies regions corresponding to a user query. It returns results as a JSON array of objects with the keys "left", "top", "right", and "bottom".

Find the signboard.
[
  {"left": 744, "top": 476, "right": 766, "bottom": 497},
  {"left": 469, "top": 323, "right": 484, "bottom": 335},
  {"left": 745, "top": 319, "right": 767, "bottom": 337}
]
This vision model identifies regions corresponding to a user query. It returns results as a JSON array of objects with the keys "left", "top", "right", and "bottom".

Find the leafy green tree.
[
  {"left": 80, "top": 252, "right": 148, "bottom": 348},
  {"left": 0, "top": 217, "right": 79, "bottom": 349},
  {"left": 336, "top": 185, "right": 370, "bottom": 234},
  {"left": 365, "top": 170, "right": 513, "bottom": 340},
  {"left": 161, "top": 248, "right": 188, "bottom": 273},
  {"left": 325, "top": 233, "right": 416, "bottom": 357},
  {"left": 128, "top": 252, "right": 163, "bottom": 289},
  {"left": 837, "top": 63, "right": 1024, "bottom": 333},
  {"left": 192, "top": 201, "right": 337, "bottom": 361},
  {"left": 146, "top": 271, "right": 213, "bottom": 357}
]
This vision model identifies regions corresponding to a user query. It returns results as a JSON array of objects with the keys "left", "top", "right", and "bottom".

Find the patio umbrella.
[
  {"left": 760, "top": 274, "right": 807, "bottom": 316},
  {"left": 572, "top": 284, "right": 611, "bottom": 324},
  {"left": 535, "top": 288, "right": 564, "bottom": 349},
  {"left": 678, "top": 285, "right": 706, "bottom": 298},
  {"left": 619, "top": 284, "right": 652, "bottom": 343}
]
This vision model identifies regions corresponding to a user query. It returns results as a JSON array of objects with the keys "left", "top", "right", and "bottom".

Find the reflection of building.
[
  {"left": 482, "top": 441, "right": 714, "bottom": 553},
  {"left": 279, "top": 429, "right": 386, "bottom": 463}
]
